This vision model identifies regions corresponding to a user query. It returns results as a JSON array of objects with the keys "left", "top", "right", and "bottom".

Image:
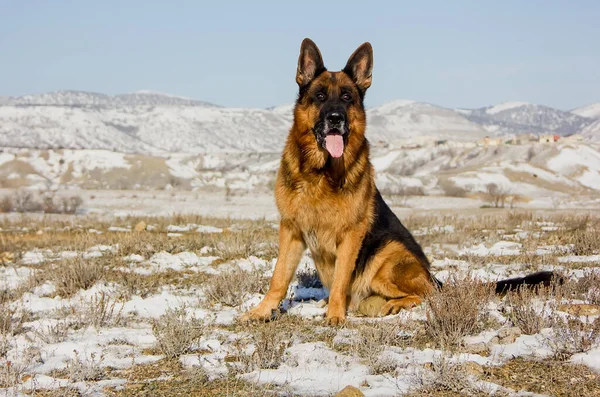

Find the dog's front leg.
[
  {"left": 241, "top": 220, "right": 305, "bottom": 322},
  {"left": 326, "top": 225, "right": 367, "bottom": 325}
]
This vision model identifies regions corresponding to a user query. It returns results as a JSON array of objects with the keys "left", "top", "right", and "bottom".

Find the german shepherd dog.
[{"left": 242, "top": 38, "right": 553, "bottom": 325}]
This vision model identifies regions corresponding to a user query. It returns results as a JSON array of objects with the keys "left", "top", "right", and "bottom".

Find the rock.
[
  {"left": 498, "top": 326, "right": 521, "bottom": 344},
  {"left": 1, "top": 251, "right": 14, "bottom": 264},
  {"left": 498, "top": 326, "right": 521, "bottom": 339},
  {"left": 462, "top": 342, "right": 488, "bottom": 355},
  {"left": 134, "top": 221, "right": 147, "bottom": 232},
  {"left": 358, "top": 295, "right": 387, "bottom": 317},
  {"left": 557, "top": 304, "right": 600, "bottom": 317},
  {"left": 335, "top": 385, "right": 365, "bottom": 397},
  {"left": 463, "top": 361, "right": 484, "bottom": 375},
  {"left": 489, "top": 336, "right": 500, "bottom": 345}
]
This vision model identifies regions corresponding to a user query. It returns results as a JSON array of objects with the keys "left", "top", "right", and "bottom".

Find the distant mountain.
[
  {"left": 582, "top": 119, "right": 600, "bottom": 141},
  {"left": 5, "top": 90, "right": 219, "bottom": 108},
  {"left": 0, "top": 90, "right": 598, "bottom": 153},
  {"left": 463, "top": 102, "right": 592, "bottom": 136},
  {"left": 366, "top": 100, "right": 487, "bottom": 142},
  {"left": 571, "top": 103, "right": 600, "bottom": 119}
]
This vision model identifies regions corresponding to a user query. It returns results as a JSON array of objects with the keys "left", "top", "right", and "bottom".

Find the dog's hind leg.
[
  {"left": 368, "top": 241, "right": 434, "bottom": 317},
  {"left": 241, "top": 220, "right": 305, "bottom": 322}
]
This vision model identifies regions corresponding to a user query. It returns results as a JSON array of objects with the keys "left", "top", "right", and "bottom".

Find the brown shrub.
[
  {"left": 425, "top": 275, "right": 494, "bottom": 348},
  {"left": 152, "top": 307, "right": 205, "bottom": 359},
  {"left": 204, "top": 268, "right": 271, "bottom": 308},
  {"left": 49, "top": 258, "right": 105, "bottom": 297},
  {"left": 505, "top": 286, "right": 551, "bottom": 335}
]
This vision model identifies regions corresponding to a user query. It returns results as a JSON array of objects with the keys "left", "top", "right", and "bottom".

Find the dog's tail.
[
  {"left": 432, "top": 270, "right": 558, "bottom": 294},
  {"left": 493, "top": 271, "right": 557, "bottom": 294}
]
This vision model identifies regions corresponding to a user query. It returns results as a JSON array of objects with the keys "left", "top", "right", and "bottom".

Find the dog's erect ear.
[
  {"left": 343, "top": 42, "right": 373, "bottom": 93},
  {"left": 296, "top": 38, "right": 325, "bottom": 88}
]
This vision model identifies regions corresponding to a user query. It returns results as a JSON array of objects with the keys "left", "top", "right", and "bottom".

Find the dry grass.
[
  {"left": 504, "top": 286, "right": 551, "bottom": 335},
  {"left": 546, "top": 315, "right": 600, "bottom": 360},
  {"left": 151, "top": 307, "right": 205, "bottom": 359},
  {"left": 241, "top": 323, "right": 294, "bottom": 371},
  {"left": 204, "top": 268, "right": 271, "bottom": 308},
  {"left": 425, "top": 275, "right": 494, "bottom": 348},
  {"left": 0, "top": 189, "right": 83, "bottom": 214},
  {"left": 31, "top": 319, "right": 72, "bottom": 344},
  {"left": 47, "top": 257, "right": 105, "bottom": 297},
  {"left": 482, "top": 358, "right": 600, "bottom": 397},
  {"left": 78, "top": 292, "right": 124, "bottom": 328},
  {"left": 346, "top": 321, "right": 413, "bottom": 375},
  {"left": 64, "top": 350, "right": 106, "bottom": 382},
  {"left": 2, "top": 211, "right": 600, "bottom": 396},
  {"left": 409, "top": 355, "right": 493, "bottom": 397},
  {"left": 577, "top": 271, "right": 600, "bottom": 305},
  {"left": 210, "top": 228, "right": 278, "bottom": 261},
  {"left": 106, "top": 268, "right": 209, "bottom": 299}
]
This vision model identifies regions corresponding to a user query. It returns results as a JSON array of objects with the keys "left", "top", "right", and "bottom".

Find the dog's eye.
[
  {"left": 315, "top": 92, "right": 326, "bottom": 102},
  {"left": 341, "top": 93, "right": 352, "bottom": 102}
]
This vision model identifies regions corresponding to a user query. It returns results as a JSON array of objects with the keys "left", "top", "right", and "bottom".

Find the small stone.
[
  {"left": 500, "top": 334, "right": 518, "bottom": 344},
  {"left": 1, "top": 251, "right": 15, "bottom": 264},
  {"left": 358, "top": 295, "right": 387, "bottom": 317},
  {"left": 498, "top": 326, "right": 521, "bottom": 340},
  {"left": 134, "top": 221, "right": 147, "bottom": 232},
  {"left": 462, "top": 342, "right": 488, "bottom": 355},
  {"left": 463, "top": 361, "right": 484, "bottom": 375},
  {"left": 335, "top": 385, "right": 365, "bottom": 397},
  {"left": 558, "top": 304, "right": 600, "bottom": 317}
]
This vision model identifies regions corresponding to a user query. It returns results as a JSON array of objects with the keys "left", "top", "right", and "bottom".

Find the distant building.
[
  {"left": 478, "top": 136, "right": 503, "bottom": 146},
  {"left": 539, "top": 134, "right": 560, "bottom": 144},
  {"left": 508, "top": 134, "right": 538, "bottom": 145}
]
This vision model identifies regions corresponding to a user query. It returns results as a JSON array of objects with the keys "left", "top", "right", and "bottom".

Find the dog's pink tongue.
[{"left": 325, "top": 135, "right": 344, "bottom": 158}]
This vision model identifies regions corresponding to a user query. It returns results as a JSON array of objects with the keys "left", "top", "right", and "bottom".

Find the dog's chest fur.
[{"left": 278, "top": 177, "right": 368, "bottom": 261}]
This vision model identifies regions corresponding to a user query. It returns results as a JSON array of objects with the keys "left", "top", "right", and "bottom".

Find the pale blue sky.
[{"left": 1, "top": 1, "right": 599, "bottom": 110}]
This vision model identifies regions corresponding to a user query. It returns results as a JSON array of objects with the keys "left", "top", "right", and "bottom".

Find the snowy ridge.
[
  {"left": 571, "top": 103, "right": 600, "bottom": 119},
  {"left": 5, "top": 90, "right": 219, "bottom": 108},
  {"left": 485, "top": 101, "right": 530, "bottom": 115},
  {"left": 0, "top": 90, "right": 599, "bottom": 153},
  {"left": 465, "top": 103, "right": 592, "bottom": 137}
]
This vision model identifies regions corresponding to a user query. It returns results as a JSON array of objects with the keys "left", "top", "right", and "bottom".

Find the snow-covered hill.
[
  {"left": 366, "top": 100, "right": 487, "bottom": 142},
  {"left": 3, "top": 143, "right": 600, "bottom": 202},
  {"left": 5, "top": 90, "right": 219, "bottom": 108},
  {"left": 571, "top": 103, "right": 600, "bottom": 119},
  {"left": 463, "top": 102, "right": 592, "bottom": 136},
  {"left": 0, "top": 91, "right": 598, "bottom": 153}
]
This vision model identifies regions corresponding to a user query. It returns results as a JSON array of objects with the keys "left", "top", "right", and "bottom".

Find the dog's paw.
[
  {"left": 325, "top": 314, "right": 346, "bottom": 326},
  {"left": 240, "top": 307, "right": 274, "bottom": 323}
]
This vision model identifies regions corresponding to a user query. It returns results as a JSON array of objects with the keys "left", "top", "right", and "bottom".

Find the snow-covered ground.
[{"left": 1, "top": 212, "right": 599, "bottom": 395}]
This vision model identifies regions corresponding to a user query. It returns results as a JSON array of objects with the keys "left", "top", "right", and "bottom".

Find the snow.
[
  {"left": 121, "top": 291, "right": 200, "bottom": 318},
  {"left": 166, "top": 224, "right": 223, "bottom": 233},
  {"left": 5, "top": 210, "right": 600, "bottom": 394},
  {"left": 0, "top": 267, "right": 35, "bottom": 289},
  {"left": 371, "top": 151, "right": 402, "bottom": 171},
  {"left": 121, "top": 251, "right": 219, "bottom": 274},
  {"left": 571, "top": 103, "right": 600, "bottom": 119},
  {"left": 571, "top": 348, "right": 600, "bottom": 373},
  {"left": 240, "top": 342, "right": 373, "bottom": 395},
  {"left": 557, "top": 255, "right": 600, "bottom": 263},
  {"left": 490, "top": 330, "right": 554, "bottom": 360},
  {"left": 21, "top": 250, "right": 50, "bottom": 265},
  {"left": 547, "top": 146, "right": 600, "bottom": 190},
  {"left": 459, "top": 241, "right": 522, "bottom": 257},
  {"left": 486, "top": 101, "right": 530, "bottom": 115},
  {"left": 107, "top": 226, "right": 131, "bottom": 232}
]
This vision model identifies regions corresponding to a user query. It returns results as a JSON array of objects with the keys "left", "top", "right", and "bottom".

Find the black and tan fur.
[{"left": 242, "top": 38, "right": 553, "bottom": 325}]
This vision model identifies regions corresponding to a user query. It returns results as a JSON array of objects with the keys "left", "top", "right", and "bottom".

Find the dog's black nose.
[{"left": 326, "top": 112, "right": 344, "bottom": 125}]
